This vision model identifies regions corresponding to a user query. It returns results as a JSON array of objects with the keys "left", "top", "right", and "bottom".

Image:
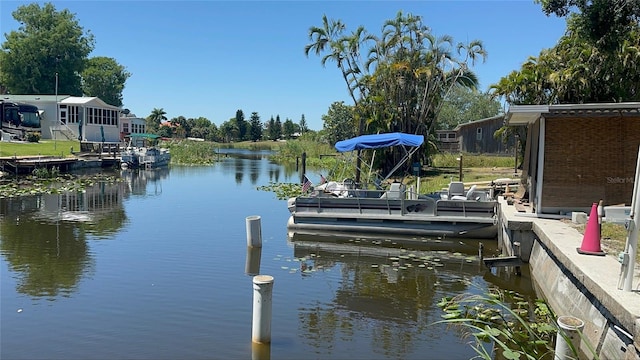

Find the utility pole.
[{"left": 54, "top": 72, "right": 58, "bottom": 150}]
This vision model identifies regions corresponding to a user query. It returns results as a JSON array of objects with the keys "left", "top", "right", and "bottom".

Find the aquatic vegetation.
[
  {"left": 257, "top": 182, "right": 302, "bottom": 200},
  {"left": 162, "top": 140, "right": 217, "bottom": 165},
  {"left": 436, "top": 287, "right": 558, "bottom": 360},
  {"left": 31, "top": 166, "right": 60, "bottom": 178},
  {"left": 0, "top": 173, "right": 122, "bottom": 198}
]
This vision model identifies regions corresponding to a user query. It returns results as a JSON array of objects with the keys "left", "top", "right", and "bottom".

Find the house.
[
  {"left": 120, "top": 112, "right": 147, "bottom": 140},
  {"left": 435, "top": 130, "right": 458, "bottom": 152},
  {"left": 435, "top": 115, "right": 513, "bottom": 154},
  {"left": 1, "top": 94, "right": 121, "bottom": 144},
  {"left": 454, "top": 115, "right": 513, "bottom": 154},
  {"left": 506, "top": 102, "right": 640, "bottom": 214}
]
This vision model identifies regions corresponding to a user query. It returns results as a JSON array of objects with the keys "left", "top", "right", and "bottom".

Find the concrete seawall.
[{"left": 498, "top": 197, "right": 640, "bottom": 359}]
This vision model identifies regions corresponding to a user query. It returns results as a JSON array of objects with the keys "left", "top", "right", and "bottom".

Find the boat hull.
[
  {"left": 120, "top": 147, "right": 170, "bottom": 169},
  {"left": 287, "top": 195, "right": 499, "bottom": 239},
  {"left": 287, "top": 215, "right": 498, "bottom": 239}
]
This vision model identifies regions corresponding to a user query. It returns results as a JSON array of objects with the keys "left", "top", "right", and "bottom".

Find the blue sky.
[{"left": 1, "top": 1, "right": 568, "bottom": 130}]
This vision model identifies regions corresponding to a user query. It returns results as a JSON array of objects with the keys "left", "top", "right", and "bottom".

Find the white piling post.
[
  {"left": 252, "top": 275, "right": 274, "bottom": 344},
  {"left": 554, "top": 315, "right": 585, "bottom": 360},
  {"left": 622, "top": 146, "right": 640, "bottom": 292},
  {"left": 246, "top": 215, "right": 262, "bottom": 248}
]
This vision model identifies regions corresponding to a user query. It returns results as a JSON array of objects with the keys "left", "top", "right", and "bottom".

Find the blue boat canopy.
[{"left": 335, "top": 132, "right": 424, "bottom": 152}]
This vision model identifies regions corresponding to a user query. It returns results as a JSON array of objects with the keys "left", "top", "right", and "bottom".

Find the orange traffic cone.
[{"left": 577, "top": 202, "right": 605, "bottom": 256}]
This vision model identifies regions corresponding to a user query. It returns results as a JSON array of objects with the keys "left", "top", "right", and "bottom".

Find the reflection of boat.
[
  {"left": 120, "top": 133, "right": 170, "bottom": 169},
  {"left": 288, "top": 230, "right": 497, "bottom": 255},
  {"left": 286, "top": 133, "right": 498, "bottom": 239},
  {"left": 120, "top": 167, "right": 169, "bottom": 197}
]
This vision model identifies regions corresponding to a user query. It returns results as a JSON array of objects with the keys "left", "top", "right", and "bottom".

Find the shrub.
[{"left": 26, "top": 132, "right": 40, "bottom": 143}]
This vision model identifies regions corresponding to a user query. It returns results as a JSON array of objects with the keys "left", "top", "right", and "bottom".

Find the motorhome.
[{"left": 0, "top": 100, "right": 41, "bottom": 140}]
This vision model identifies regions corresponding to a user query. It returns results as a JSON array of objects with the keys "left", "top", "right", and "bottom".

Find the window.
[
  {"left": 476, "top": 127, "right": 482, "bottom": 141},
  {"left": 123, "top": 122, "right": 129, "bottom": 133},
  {"left": 68, "top": 106, "right": 78, "bottom": 124}
]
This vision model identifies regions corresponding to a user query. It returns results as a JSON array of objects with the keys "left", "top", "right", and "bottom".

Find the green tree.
[
  {"left": 274, "top": 115, "right": 282, "bottom": 140},
  {"left": 306, "top": 17, "right": 376, "bottom": 182},
  {"left": 305, "top": 16, "right": 373, "bottom": 136},
  {"left": 307, "top": 12, "right": 485, "bottom": 176},
  {"left": 0, "top": 2, "right": 94, "bottom": 95},
  {"left": 322, "top": 101, "right": 356, "bottom": 145},
  {"left": 191, "top": 116, "right": 211, "bottom": 129},
  {"left": 233, "top": 109, "right": 247, "bottom": 141},
  {"left": 299, "top": 114, "right": 308, "bottom": 133},
  {"left": 81, "top": 56, "right": 131, "bottom": 107},
  {"left": 249, "top": 112, "right": 263, "bottom": 142},
  {"left": 219, "top": 120, "right": 237, "bottom": 143},
  {"left": 147, "top": 108, "right": 167, "bottom": 133},
  {"left": 206, "top": 123, "right": 220, "bottom": 142},
  {"left": 267, "top": 116, "right": 277, "bottom": 141},
  {"left": 437, "top": 87, "right": 502, "bottom": 130},
  {"left": 170, "top": 116, "right": 188, "bottom": 138},
  {"left": 156, "top": 124, "right": 172, "bottom": 138},
  {"left": 364, "top": 11, "right": 485, "bottom": 138},
  {"left": 537, "top": 0, "right": 640, "bottom": 51},
  {"left": 490, "top": 20, "right": 640, "bottom": 104},
  {"left": 282, "top": 118, "right": 295, "bottom": 139}
]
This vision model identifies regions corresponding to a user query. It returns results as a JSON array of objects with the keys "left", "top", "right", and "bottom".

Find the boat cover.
[
  {"left": 335, "top": 132, "right": 424, "bottom": 152},
  {"left": 127, "top": 133, "right": 161, "bottom": 139}
]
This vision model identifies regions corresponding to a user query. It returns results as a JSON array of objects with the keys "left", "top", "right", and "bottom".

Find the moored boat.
[
  {"left": 120, "top": 133, "right": 170, "bottom": 169},
  {"left": 286, "top": 132, "right": 499, "bottom": 239}
]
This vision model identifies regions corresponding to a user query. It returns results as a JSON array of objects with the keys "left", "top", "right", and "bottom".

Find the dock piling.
[
  {"left": 246, "top": 215, "right": 262, "bottom": 248},
  {"left": 554, "top": 315, "right": 584, "bottom": 360},
  {"left": 252, "top": 275, "right": 274, "bottom": 344}
]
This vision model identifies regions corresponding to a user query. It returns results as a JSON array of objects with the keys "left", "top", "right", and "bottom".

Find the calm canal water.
[{"left": 1, "top": 149, "right": 534, "bottom": 360}]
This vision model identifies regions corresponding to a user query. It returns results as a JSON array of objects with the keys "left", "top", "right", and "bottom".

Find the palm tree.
[
  {"left": 362, "top": 12, "right": 485, "bottom": 171},
  {"left": 147, "top": 108, "right": 167, "bottom": 133},
  {"left": 306, "top": 15, "right": 373, "bottom": 182},
  {"left": 306, "top": 12, "right": 486, "bottom": 176}
]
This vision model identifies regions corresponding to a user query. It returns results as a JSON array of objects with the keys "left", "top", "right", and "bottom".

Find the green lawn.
[{"left": 0, "top": 140, "right": 80, "bottom": 158}]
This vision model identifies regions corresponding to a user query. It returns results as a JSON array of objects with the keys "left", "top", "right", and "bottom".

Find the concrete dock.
[{"left": 498, "top": 197, "right": 640, "bottom": 359}]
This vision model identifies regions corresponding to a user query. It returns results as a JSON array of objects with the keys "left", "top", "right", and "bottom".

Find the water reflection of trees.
[
  {"left": 234, "top": 157, "right": 245, "bottom": 184},
  {"left": 290, "top": 237, "right": 502, "bottom": 358},
  {"left": 0, "top": 180, "right": 128, "bottom": 299},
  {"left": 215, "top": 149, "right": 302, "bottom": 185}
]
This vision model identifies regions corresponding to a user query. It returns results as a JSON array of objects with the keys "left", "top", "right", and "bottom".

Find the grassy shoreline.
[{"left": 0, "top": 139, "right": 80, "bottom": 158}]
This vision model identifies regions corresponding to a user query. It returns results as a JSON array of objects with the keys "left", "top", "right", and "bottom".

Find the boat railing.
[
  {"left": 304, "top": 188, "right": 420, "bottom": 216},
  {"left": 435, "top": 199, "right": 496, "bottom": 217},
  {"left": 300, "top": 187, "right": 495, "bottom": 218}
]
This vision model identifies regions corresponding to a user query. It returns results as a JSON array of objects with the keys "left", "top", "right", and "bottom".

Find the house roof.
[
  {"left": 1, "top": 94, "right": 121, "bottom": 110},
  {"left": 1, "top": 94, "right": 71, "bottom": 102},
  {"left": 453, "top": 114, "right": 505, "bottom": 131},
  {"left": 506, "top": 102, "right": 640, "bottom": 125},
  {"left": 60, "top": 96, "right": 120, "bottom": 110}
]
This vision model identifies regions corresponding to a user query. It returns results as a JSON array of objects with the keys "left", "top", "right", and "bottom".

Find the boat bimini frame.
[{"left": 334, "top": 132, "right": 424, "bottom": 188}]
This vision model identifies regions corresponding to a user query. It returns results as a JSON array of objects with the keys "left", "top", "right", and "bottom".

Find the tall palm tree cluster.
[{"left": 305, "top": 11, "right": 487, "bottom": 174}]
